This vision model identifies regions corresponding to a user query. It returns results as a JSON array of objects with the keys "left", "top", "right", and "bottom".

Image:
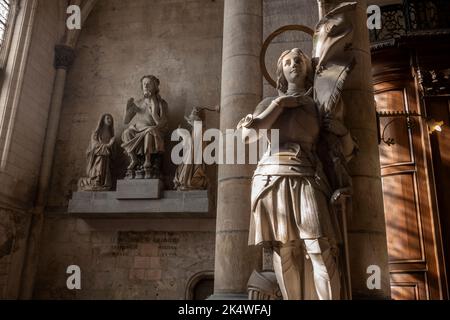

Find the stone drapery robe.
[
  {"left": 79, "top": 129, "right": 114, "bottom": 191},
  {"left": 121, "top": 96, "right": 168, "bottom": 156},
  {"left": 245, "top": 93, "right": 341, "bottom": 247}
]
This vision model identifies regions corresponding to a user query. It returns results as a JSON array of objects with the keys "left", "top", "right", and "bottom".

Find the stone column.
[
  {"left": 35, "top": 45, "right": 75, "bottom": 208},
  {"left": 19, "top": 45, "right": 75, "bottom": 299},
  {"left": 212, "top": 0, "right": 263, "bottom": 299},
  {"left": 317, "top": 0, "right": 391, "bottom": 299}
]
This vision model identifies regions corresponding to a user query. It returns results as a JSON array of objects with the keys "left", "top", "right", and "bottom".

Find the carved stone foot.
[
  {"left": 144, "top": 168, "right": 152, "bottom": 179},
  {"left": 143, "top": 161, "right": 152, "bottom": 170},
  {"left": 125, "top": 169, "right": 135, "bottom": 180},
  {"left": 135, "top": 169, "right": 145, "bottom": 179}
]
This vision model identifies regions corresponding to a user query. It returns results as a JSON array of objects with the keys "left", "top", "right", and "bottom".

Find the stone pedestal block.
[
  {"left": 116, "top": 179, "right": 163, "bottom": 200},
  {"left": 68, "top": 190, "right": 209, "bottom": 217}
]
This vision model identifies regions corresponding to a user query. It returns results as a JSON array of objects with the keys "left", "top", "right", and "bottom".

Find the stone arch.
[{"left": 185, "top": 271, "right": 214, "bottom": 300}]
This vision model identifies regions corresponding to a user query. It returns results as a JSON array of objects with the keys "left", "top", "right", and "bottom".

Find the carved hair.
[{"left": 276, "top": 48, "right": 313, "bottom": 94}]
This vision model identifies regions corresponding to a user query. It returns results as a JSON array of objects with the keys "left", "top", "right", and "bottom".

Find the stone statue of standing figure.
[
  {"left": 239, "top": 2, "right": 359, "bottom": 300},
  {"left": 173, "top": 107, "right": 209, "bottom": 191},
  {"left": 122, "top": 75, "right": 168, "bottom": 179}
]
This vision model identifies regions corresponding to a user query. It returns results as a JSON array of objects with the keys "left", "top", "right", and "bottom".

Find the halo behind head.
[{"left": 260, "top": 25, "right": 314, "bottom": 89}]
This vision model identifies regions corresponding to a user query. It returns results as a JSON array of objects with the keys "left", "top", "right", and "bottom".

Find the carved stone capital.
[{"left": 54, "top": 45, "right": 75, "bottom": 70}]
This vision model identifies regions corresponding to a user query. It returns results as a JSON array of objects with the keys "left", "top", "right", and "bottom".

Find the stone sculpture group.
[{"left": 78, "top": 75, "right": 208, "bottom": 192}]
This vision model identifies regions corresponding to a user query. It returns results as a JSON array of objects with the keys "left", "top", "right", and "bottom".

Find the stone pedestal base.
[
  {"left": 68, "top": 190, "right": 209, "bottom": 217},
  {"left": 116, "top": 179, "right": 163, "bottom": 200}
]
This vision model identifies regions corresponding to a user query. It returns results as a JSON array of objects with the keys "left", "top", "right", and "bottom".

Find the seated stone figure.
[
  {"left": 122, "top": 75, "right": 168, "bottom": 179},
  {"left": 79, "top": 114, "right": 115, "bottom": 191}
]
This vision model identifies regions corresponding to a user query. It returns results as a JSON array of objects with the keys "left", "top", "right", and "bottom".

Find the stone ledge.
[
  {"left": 68, "top": 190, "right": 209, "bottom": 218},
  {"left": 116, "top": 179, "right": 163, "bottom": 200}
]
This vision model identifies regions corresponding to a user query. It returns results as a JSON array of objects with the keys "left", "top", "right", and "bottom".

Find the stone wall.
[
  {"left": 0, "top": 0, "right": 61, "bottom": 206},
  {"left": 33, "top": 217, "right": 215, "bottom": 299},
  {"left": 0, "top": 208, "right": 29, "bottom": 299},
  {"left": 35, "top": 0, "right": 223, "bottom": 300},
  {"left": 0, "top": 0, "right": 62, "bottom": 299}
]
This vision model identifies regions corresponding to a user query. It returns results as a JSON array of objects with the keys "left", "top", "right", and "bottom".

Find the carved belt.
[
  {"left": 254, "top": 164, "right": 316, "bottom": 177},
  {"left": 254, "top": 153, "right": 315, "bottom": 177}
]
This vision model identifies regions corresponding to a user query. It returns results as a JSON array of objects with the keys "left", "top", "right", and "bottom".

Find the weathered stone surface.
[
  {"left": 68, "top": 190, "right": 208, "bottom": 217},
  {"left": 78, "top": 114, "right": 116, "bottom": 192},
  {"left": 0, "top": 207, "right": 30, "bottom": 299},
  {"left": 33, "top": 222, "right": 215, "bottom": 300},
  {"left": 0, "top": 0, "right": 61, "bottom": 208},
  {"left": 213, "top": 0, "right": 263, "bottom": 299},
  {"left": 121, "top": 76, "right": 168, "bottom": 180},
  {"left": 116, "top": 179, "right": 163, "bottom": 200}
]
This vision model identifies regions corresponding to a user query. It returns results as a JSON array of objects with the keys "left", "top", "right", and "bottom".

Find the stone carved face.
[
  {"left": 282, "top": 51, "right": 307, "bottom": 85},
  {"left": 276, "top": 48, "right": 313, "bottom": 93},
  {"left": 141, "top": 76, "right": 159, "bottom": 97},
  {"left": 103, "top": 114, "right": 113, "bottom": 127}
]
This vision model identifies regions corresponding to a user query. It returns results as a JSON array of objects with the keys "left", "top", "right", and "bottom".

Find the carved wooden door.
[{"left": 374, "top": 78, "right": 446, "bottom": 300}]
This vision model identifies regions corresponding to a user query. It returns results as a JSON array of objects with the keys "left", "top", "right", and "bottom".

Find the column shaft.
[
  {"left": 213, "top": 0, "right": 263, "bottom": 298},
  {"left": 19, "top": 45, "right": 74, "bottom": 299}
]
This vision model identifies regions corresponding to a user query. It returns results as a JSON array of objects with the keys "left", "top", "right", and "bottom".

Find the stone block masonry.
[
  {"left": 68, "top": 190, "right": 209, "bottom": 217},
  {"left": 0, "top": 207, "right": 30, "bottom": 299},
  {"left": 33, "top": 217, "right": 215, "bottom": 299}
]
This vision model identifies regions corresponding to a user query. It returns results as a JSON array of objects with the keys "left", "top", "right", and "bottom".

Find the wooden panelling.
[
  {"left": 391, "top": 285, "right": 419, "bottom": 300},
  {"left": 391, "top": 272, "right": 428, "bottom": 300},
  {"left": 374, "top": 76, "right": 446, "bottom": 299},
  {"left": 377, "top": 89, "right": 414, "bottom": 167},
  {"left": 382, "top": 173, "right": 424, "bottom": 263}
]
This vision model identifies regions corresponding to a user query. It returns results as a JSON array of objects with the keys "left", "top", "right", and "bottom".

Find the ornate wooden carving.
[{"left": 417, "top": 68, "right": 450, "bottom": 96}]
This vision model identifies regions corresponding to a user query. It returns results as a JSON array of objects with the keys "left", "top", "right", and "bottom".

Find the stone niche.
[
  {"left": 46, "top": 0, "right": 222, "bottom": 212},
  {"left": 68, "top": 179, "right": 209, "bottom": 218}
]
